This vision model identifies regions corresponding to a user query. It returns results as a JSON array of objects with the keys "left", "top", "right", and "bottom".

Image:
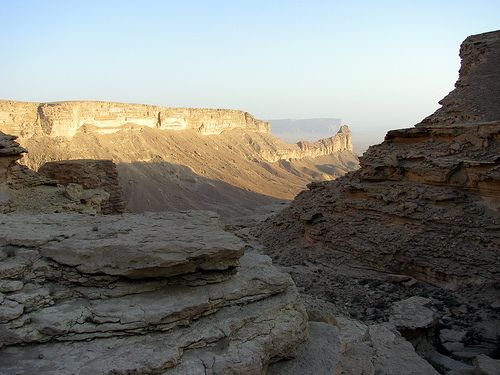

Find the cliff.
[
  {"left": 253, "top": 30, "right": 500, "bottom": 369},
  {"left": 0, "top": 100, "right": 270, "bottom": 138},
  {"left": 260, "top": 126, "right": 353, "bottom": 163},
  {"left": 257, "top": 29, "right": 500, "bottom": 288},
  {"left": 0, "top": 101, "right": 358, "bottom": 220}
]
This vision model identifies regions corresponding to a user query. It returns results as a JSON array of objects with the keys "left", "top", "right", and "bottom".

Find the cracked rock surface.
[{"left": 0, "top": 211, "right": 308, "bottom": 374}]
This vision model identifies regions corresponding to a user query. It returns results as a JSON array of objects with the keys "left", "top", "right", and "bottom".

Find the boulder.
[
  {"left": 267, "top": 321, "right": 341, "bottom": 375},
  {"left": 389, "top": 296, "right": 437, "bottom": 330},
  {"left": 39, "top": 159, "right": 126, "bottom": 214}
]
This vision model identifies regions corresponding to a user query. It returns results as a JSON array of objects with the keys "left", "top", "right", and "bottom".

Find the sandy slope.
[{"left": 19, "top": 126, "right": 358, "bottom": 221}]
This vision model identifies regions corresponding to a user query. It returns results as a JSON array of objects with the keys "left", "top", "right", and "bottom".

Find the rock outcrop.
[
  {"left": 0, "top": 100, "right": 270, "bottom": 138},
  {"left": 259, "top": 125, "right": 353, "bottom": 162},
  {"left": 256, "top": 30, "right": 500, "bottom": 288},
  {"left": 0, "top": 131, "right": 114, "bottom": 215},
  {"left": 0, "top": 211, "right": 308, "bottom": 374},
  {"left": 253, "top": 30, "right": 500, "bottom": 372},
  {"left": 0, "top": 132, "right": 26, "bottom": 185},
  {"left": 38, "top": 159, "right": 126, "bottom": 214}
]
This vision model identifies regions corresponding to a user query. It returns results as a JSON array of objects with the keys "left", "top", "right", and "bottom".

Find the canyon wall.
[
  {"left": 0, "top": 99, "right": 357, "bottom": 217},
  {"left": 260, "top": 125, "right": 353, "bottom": 162},
  {"left": 256, "top": 30, "right": 500, "bottom": 289},
  {"left": 0, "top": 100, "right": 270, "bottom": 138}
]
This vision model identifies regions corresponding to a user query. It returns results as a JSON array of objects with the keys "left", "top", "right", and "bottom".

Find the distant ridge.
[{"left": 268, "top": 118, "right": 342, "bottom": 143}]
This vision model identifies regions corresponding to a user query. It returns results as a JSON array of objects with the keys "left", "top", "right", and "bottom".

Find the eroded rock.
[
  {"left": 38, "top": 211, "right": 244, "bottom": 278},
  {"left": 0, "top": 210, "right": 308, "bottom": 374}
]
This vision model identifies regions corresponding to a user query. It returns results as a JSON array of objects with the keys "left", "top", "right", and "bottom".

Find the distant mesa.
[
  {"left": 269, "top": 118, "right": 342, "bottom": 144},
  {"left": 0, "top": 100, "right": 270, "bottom": 138}
]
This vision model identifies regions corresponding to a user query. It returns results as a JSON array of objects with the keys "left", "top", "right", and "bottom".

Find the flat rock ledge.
[
  {"left": 0, "top": 211, "right": 245, "bottom": 278},
  {"left": 0, "top": 211, "right": 308, "bottom": 374}
]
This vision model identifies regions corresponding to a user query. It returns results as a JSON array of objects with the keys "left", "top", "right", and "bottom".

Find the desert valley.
[{"left": 0, "top": 30, "right": 499, "bottom": 374}]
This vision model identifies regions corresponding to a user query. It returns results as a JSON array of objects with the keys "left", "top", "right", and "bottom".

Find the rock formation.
[
  {"left": 0, "top": 100, "right": 270, "bottom": 138},
  {"left": 0, "top": 211, "right": 308, "bottom": 374},
  {"left": 0, "top": 132, "right": 26, "bottom": 184},
  {"left": 0, "top": 101, "right": 358, "bottom": 221},
  {"left": 253, "top": 30, "right": 500, "bottom": 372},
  {"left": 0, "top": 131, "right": 113, "bottom": 215},
  {"left": 38, "top": 159, "right": 126, "bottom": 215}
]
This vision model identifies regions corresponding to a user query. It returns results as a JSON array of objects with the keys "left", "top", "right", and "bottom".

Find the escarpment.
[
  {"left": 0, "top": 101, "right": 358, "bottom": 220},
  {"left": 256, "top": 30, "right": 500, "bottom": 288},
  {"left": 252, "top": 30, "right": 500, "bottom": 372},
  {"left": 0, "top": 101, "right": 270, "bottom": 137}
]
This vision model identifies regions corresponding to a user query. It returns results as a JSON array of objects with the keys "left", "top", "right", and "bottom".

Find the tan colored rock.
[
  {"left": 253, "top": 30, "right": 500, "bottom": 372},
  {"left": 63, "top": 183, "right": 83, "bottom": 200},
  {"left": 256, "top": 30, "right": 500, "bottom": 288},
  {"left": 39, "top": 159, "right": 125, "bottom": 214},
  {"left": 0, "top": 102, "right": 358, "bottom": 220},
  {"left": 0, "top": 100, "right": 271, "bottom": 138}
]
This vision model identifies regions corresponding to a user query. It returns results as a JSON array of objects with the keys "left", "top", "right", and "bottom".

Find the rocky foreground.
[{"left": 0, "top": 211, "right": 308, "bottom": 374}]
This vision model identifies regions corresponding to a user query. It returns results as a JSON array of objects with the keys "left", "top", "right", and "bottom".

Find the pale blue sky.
[{"left": 1, "top": 1, "right": 499, "bottom": 146}]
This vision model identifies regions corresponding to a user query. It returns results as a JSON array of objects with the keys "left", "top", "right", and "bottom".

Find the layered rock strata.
[
  {"left": 0, "top": 100, "right": 270, "bottom": 138},
  {"left": 38, "top": 159, "right": 126, "bottom": 214},
  {"left": 0, "top": 131, "right": 56, "bottom": 189},
  {"left": 0, "top": 100, "right": 358, "bottom": 218},
  {"left": 259, "top": 125, "right": 353, "bottom": 162},
  {"left": 253, "top": 30, "right": 500, "bottom": 371},
  {"left": 0, "top": 132, "right": 26, "bottom": 184},
  {"left": 256, "top": 30, "right": 500, "bottom": 288},
  {"left": 0, "top": 211, "right": 308, "bottom": 374}
]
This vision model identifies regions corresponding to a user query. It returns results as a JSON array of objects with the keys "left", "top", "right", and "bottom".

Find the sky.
[{"left": 1, "top": 0, "right": 499, "bottom": 147}]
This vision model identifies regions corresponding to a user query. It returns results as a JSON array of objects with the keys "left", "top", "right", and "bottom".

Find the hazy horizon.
[{"left": 2, "top": 1, "right": 499, "bottom": 149}]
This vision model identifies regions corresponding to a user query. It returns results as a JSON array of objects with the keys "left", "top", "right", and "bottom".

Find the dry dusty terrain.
[{"left": 19, "top": 126, "right": 358, "bottom": 222}]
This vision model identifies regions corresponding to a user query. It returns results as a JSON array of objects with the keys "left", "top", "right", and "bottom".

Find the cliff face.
[
  {"left": 256, "top": 30, "right": 500, "bottom": 288},
  {"left": 252, "top": 31, "right": 500, "bottom": 369},
  {"left": 0, "top": 100, "right": 270, "bottom": 138},
  {"left": 0, "top": 101, "right": 358, "bottom": 219},
  {"left": 422, "top": 30, "right": 500, "bottom": 125},
  {"left": 260, "top": 126, "right": 353, "bottom": 163}
]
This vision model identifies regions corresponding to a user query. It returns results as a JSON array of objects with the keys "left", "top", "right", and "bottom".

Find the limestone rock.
[
  {"left": 0, "top": 210, "right": 308, "bottom": 374},
  {"left": 0, "top": 102, "right": 358, "bottom": 220},
  {"left": 252, "top": 30, "right": 500, "bottom": 373},
  {"left": 0, "top": 132, "right": 26, "bottom": 185},
  {"left": 389, "top": 296, "right": 436, "bottom": 330},
  {"left": 37, "top": 211, "right": 244, "bottom": 278},
  {"left": 63, "top": 183, "right": 83, "bottom": 200},
  {"left": 39, "top": 159, "right": 126, "bottom": 214},
  {"left": 256, "top": 30, "right": 500, "bottom": 288},
  {"left": 0, "top": 299, "right": 23, "bottom": 323},
  {"left": 0, "top": 100, "right": 270, "bottom": 138},
  {"left": 266, "top": 321, "right": 341, "bottom": 375},
  {"left": 334, "top": 323, "right": 439, "bottom": 375}
]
